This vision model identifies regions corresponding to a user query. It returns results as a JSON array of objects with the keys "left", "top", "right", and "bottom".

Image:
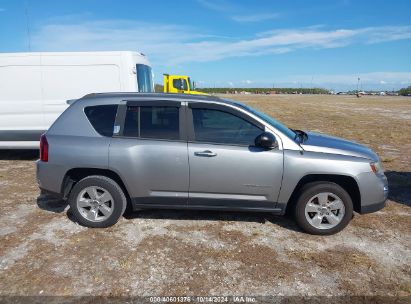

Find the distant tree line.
[
  {"left": 398, "top": 86, "right": 411, "bottom": 96},
  {"left": 154, "top": 84, "right": 328, "bottom": 94},
  {"left": 154, "top": 84, "right": 411, "bottom": 95},
  {"left": 155, "top": 84, "right": 164, "bottom": 93},
  {"left": 198, "top": 87, "right": 330, "bottom": 94}
]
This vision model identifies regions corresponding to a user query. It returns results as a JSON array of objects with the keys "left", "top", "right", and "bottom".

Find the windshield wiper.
[{"left": 292, "top": 129, "right": 308, "bottom": 143}]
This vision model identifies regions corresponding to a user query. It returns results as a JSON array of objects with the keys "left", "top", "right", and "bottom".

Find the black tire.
[
  {"left": 294, "top": 182, "right": 353, "bottom": 235},
  {"left": 68, "top": 175, "right": 127, "bottom": 228}
]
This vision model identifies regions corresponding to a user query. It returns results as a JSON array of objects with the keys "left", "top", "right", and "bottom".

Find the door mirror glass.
[
  {"left": 192, "top": 81, "right": 196, "bottom": 90},
  {"left": 255, "top": 132, "right": 277, "bottom": 149}
]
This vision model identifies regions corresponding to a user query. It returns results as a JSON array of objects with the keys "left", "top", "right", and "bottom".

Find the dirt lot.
[{"left": 0, "top": 94, "right": 410, "bottom": 299}]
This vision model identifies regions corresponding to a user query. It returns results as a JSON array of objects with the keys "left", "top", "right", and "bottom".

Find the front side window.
[
  {"left": 192, "top": 108, "right": 262, "bottom": 145},
  {"left": 173, "top": 79, "right": 188, "bottom": 91},
  {"left": 230, "top": 101, "right": 296, "bottom": 140},
  {"left": 123, "top": 106, "right": 180, "bottom": 140},
  {"left": 136, "top": 64, "right": 154, "bottom": 93}
]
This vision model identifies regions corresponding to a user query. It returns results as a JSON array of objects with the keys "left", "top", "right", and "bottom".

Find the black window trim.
[
  {"left": 113, "top": 100, "right": 186, "bottom": 141},
  {"left": 187, "top": 102, "right": 264, "bottom": 146}
]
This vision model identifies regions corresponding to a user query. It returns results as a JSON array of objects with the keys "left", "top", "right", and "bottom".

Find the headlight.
[{"left": 370, "top": 161, "right": 384, "bottom": 174}]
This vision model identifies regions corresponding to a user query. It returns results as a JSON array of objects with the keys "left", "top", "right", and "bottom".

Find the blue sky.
[{"left": 0, "top": 0, "right": 410, "bottom": 90}]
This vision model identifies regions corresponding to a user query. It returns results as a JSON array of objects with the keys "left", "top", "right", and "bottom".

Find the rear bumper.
[
  {"left": 36, "top": 160, "right": 66, "bottom": 194},
  {"left": 39, "top": 187, "right": 63, "bottom": 200}
]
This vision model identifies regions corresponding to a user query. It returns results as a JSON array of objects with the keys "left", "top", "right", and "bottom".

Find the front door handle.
[{"left": 194, "top": 150, "right": 217, "bottom": 157}]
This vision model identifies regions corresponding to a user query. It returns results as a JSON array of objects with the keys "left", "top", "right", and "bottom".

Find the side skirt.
[{"left": 131, "top": 197, "right": 285, "bottom": 214}]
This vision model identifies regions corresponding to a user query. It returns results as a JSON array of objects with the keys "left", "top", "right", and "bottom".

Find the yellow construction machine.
[{"left": 163, "top": 74, "right": 207, "bottom": 95}]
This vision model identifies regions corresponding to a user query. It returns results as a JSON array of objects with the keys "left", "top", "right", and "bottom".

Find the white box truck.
[{"left": 0, "top": 51, "right": 154, "bottom": 149}]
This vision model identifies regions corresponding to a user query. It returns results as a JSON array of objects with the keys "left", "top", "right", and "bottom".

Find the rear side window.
[
  {"left": 123, "top": 106, "right": 180, "bottom": 140},
  {"left": 84, "top": 105, "right": 118, "bottom": 137}
]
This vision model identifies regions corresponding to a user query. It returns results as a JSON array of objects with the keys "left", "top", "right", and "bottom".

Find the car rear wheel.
[
  {"left": 68, "top": 175, "right": 127, "bottom": 228},
  {"left": 294, "top": 182, "right": 353, "bottom": 235}
]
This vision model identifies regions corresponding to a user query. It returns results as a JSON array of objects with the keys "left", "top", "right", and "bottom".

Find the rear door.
[
  {"left": 187, "top": 102, "right": 284, "bottom": 210},
  {"left": 109, "top": 100, "right": 189, "bottom": 207}
]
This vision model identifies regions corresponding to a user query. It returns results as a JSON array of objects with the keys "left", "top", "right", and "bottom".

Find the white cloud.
[
  {"left": 232, "top": 13, "right": 279, "bottom": 22},
  {"left": 195, "top": 0, "right": 234, "bottom": 12},
  {"left": 31, "top": 19, "right": 411, "bottom": 66},
  {"left": 364, "top": 26, "right": 411, "bottom": 43},
  {"left": 242, "top": 80, "right": 253, "bottom": 84},
  {"left": 197, "top": 1, "right": 279, "bottom": 23}
]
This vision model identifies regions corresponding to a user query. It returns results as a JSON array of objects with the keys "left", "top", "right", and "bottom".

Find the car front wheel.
[
  {"left": 68, "top": 175, "right": 127, "bottom": 228},
  {"left": 294, "top": 182, "right": 353, "bottom": 235}
]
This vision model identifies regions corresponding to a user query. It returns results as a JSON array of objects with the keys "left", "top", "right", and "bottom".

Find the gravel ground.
[{"left": 0, "top": 94, "right": 410, "bottom": 300}]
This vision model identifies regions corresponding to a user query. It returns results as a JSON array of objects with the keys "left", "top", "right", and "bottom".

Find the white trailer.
[{"left": 0, "top": 51, "right": 154, "bottom": 148}]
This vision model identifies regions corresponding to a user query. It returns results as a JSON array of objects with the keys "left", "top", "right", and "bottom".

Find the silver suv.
[{"left": 36, "top": 93, "right": 388, "bottom": 235}]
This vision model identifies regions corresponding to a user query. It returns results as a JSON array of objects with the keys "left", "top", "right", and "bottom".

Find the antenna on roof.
[{"left": 24, "top": 0, "right": 31, "bottom": 51}]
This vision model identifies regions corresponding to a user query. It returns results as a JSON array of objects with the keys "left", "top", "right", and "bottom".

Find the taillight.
[{"left": 40, "top": 134, "right": 49, "bottom": 162}]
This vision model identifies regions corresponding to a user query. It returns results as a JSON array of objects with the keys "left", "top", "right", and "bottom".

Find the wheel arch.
[
  {"left": 285, "top": 174, "right": 361, "bottom": 215},
  {"left": 61, "top": 168, "right": 130, "bottom": 202}
]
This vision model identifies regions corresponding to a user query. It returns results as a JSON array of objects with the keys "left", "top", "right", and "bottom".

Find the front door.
[{"left": 187, "top": 103, "right": 284, "bottom": 210}]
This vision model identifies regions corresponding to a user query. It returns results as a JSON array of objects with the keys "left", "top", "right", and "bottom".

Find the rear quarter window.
[{"left": 84, "top": 105, "right": 118, "bottom": 137}]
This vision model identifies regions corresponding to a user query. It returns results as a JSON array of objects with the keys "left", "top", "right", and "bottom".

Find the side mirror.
[
  {"left": 192, "top": 81, "right": 196, "bottom": 90},
  {"left": 255, "top": 132, "right": 277, "bottom": 149}
]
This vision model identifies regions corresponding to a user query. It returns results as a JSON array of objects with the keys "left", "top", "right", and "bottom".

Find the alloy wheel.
[
  {"left": 76, "top": 186, "right": 114, "bottom": 222},
  {"left": 304, "top": 192, "right": 345, "bottom": 230}
]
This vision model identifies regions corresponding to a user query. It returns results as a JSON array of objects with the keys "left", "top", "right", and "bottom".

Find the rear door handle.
[{"left": 194, "top": 150, "right": 217, "bottom": 157}]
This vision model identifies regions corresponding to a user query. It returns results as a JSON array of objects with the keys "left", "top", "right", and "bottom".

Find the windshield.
[
  {"left": 136, "top": 64, "right": 154, "bottom": 92},
  {"left": 235, "top": 102, "right": 297, "bottom": 140},
  {"left": 187, "top": 77, "right": 193, "bottom": 91}
]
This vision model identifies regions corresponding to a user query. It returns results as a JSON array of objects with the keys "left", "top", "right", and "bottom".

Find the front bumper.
[
  {"left": 360, "top": 199, "right": 386, "bottom": 213},
  {"left": 357, "top": 172, "right": 388, "bottom": 214}
]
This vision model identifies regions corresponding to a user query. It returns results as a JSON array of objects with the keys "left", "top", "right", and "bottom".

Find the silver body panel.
[
  {"left": 187, "top": 143, "right": 283, "bottom": 207},
  {"left": 36, "top": 93, "right": 387, "bottom": 215},
  {"left": 302, "top": 132, "right": 379, "bottom": 161},
  {"left": 109, "top": 138, "right": 189, "bottom": 202}
]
